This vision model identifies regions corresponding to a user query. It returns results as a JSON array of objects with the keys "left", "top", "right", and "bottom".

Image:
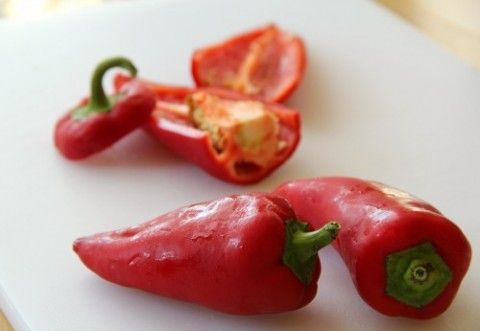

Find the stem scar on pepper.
[
  {"left": 283, "top": 221, "right": 340, "bottom": 285},
  {"left": 72, "top": 57, "right": 137, "bottom": 120},
  {"left": 386, "top": 242, "right": 452, "bottom": 308}
]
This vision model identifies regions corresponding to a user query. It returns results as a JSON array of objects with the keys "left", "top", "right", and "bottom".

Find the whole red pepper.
[
  {"left": 114, "top": 74, "right": 301, "bottom": 185},
  {"left": 54, "top": 57, "right": 156, "bottom": 160},
  {"left": 274, "top": 177, "right": 471, "bottom": 319},
  {"left": 73, "top": 193, "right": 339, "bottom": 314}
]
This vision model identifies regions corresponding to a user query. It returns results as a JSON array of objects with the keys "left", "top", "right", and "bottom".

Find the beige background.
[
  {"left": 378, "top": 0, "right": 480, "bottom": 69},
  {"left": 0, "top": 313, "right": 11, "bottom": 331}
]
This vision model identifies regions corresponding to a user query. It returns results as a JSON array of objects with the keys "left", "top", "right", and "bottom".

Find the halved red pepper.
[
  {"left": 274, "top": 177, "right": 472, "bottom": 319},
  {"left": 54, "top": 57, "right": 156, "bottom": 160},
  {"left": 191, "top": 24, "right": 306, "bottom": 102},
  {"left": 114, "top": 74, "right": 301, "bottom": 185},
  {"left": 73, "top": 193, "right": 340, "bottom": 315}
]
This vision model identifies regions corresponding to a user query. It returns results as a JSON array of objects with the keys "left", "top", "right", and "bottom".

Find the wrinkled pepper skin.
[
  {"left": 274, "top": 177, "right": 471, "bottom": 319},
  {"left": 114, "top": 74, "right": 301, "bottom": 185},
  {"left": 54, "top": 57, "right": 156, "bottom": 160},
  {"left": 74, "top": 194, "right": 336, "bottom": 315}
]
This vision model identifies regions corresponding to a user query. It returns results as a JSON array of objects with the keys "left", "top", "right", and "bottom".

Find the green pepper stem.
[
  {"left": 283, "top": 220, "right": 340, "bottom": 285},
  {"left": 88, "top": 56, "right": 137, "bottom": 112},
  {"left": 291, "top": 222, "right": 340, "bottom": 262}
]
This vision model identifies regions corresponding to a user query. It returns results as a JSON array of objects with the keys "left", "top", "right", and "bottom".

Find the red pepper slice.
[
  {"left": 114, "top": 74, "right": 301, "bottom": 185},
  {"left": 274, "top": 177, "right": 471, "bottom": 319},
  {"left": 191, "top": 24, "right": 306, "bottom": 102},
  {"left": 54, "top": 57, "right": 156, "bottom": 160},
  {"left": 73, "top": 193, "right": 339, "bottom": 315}
]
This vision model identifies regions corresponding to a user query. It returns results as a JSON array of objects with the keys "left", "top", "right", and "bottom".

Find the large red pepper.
[
  {"left": 73, "top": 193, "right": 339, "bottom": 314},
  {"left": 274, "top": 177, "right": 471, "bottom": 319},
  {"left": 54, "top": 57, "right": 156, "bottom": 160},
  {"left": 191, "top": 24, "right": 306, "bottom": 102},
  {"left": 114, "top": 74, "right": 301, "bottom": 184}
]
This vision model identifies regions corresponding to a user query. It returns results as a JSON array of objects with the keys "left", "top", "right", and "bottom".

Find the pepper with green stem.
[
  {"left": 73, "top": 193, "right": 340, "bottom": 314},
  {"left": 275, "top": 177, "right": 471, "bottom": 319},
  {"left": 54, "top": 56, "right": 155, "bottom": 160}
]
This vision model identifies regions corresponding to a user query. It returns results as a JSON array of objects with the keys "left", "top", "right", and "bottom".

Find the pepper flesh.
[
  {"left": 114, "top": 74, "right": 301, "bottom": 184},
  {"left": 188, "top": 91, "right": 282, "bottom": 168},
  {"left": 274, "top": 177, "right": 471, "bottom": 319},
  {"left": 73, "top": 193, "right": 339, "bottom": 315},
  {"left": 54, "top": 57, "right": 156, "bottom": 160},
  {"left": 191, "top": 24, "right": 306, "bottom": 102}
]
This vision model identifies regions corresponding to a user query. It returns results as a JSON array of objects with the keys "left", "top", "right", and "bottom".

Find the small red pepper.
[
  {"left": 191, "top": 24, "right": 306, "bottom": 102},
  {"left": 114, "top": 74, "right": 301, "bottom": 184},
  {"left": 54, "top": 57, "right": 156, "bottom": 160},
  {"left": 73, "top": 193, "right": 339, "bottom": 315},
  {"left": 274, "top": 177, "right": 471, "bottom": 319}
]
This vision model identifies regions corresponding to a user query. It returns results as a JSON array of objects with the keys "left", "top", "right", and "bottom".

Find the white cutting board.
[{"left": 1, "top": 0, "right": 479, "bottom": 329}]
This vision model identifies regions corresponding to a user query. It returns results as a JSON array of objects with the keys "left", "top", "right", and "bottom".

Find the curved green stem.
[
  {"left": 283, "top": 220, "right": 340, "bottom": 285},
  {"left": 386, "top": 242, "right": 452, "bottom": 308},
  {"left": 73, "top": 56, "right": 137, "bottom": 119}
]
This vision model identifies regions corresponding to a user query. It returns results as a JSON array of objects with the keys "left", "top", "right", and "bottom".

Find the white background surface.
[{"left": 1, "top": 0, "right": 479, "bottom": 329}]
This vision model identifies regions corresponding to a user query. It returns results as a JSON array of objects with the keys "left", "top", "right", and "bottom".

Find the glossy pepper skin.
[
  {"left": 54, "top": 57, "right": 156, "bottom": 160},
  {"left": 274, "top": 177, "right": 471, "bottom": 319},
  {"left": 114, "top": 74, "right": 301, "bottom": 185},
  {"left": 73, "top": 193, "right": 339, "bottom": 315}
]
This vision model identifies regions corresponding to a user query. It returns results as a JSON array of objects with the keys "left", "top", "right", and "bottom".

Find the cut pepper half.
[
  {"left": 191, "top": 24, "right": 306, "bottom": 103},
  {"left": 114, "top": 74, "right": 301, "bottom": 184}
]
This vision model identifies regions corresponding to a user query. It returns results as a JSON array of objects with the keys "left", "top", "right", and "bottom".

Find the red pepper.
[
  {"left": 54, "top": 57, "right": 156, "bottom": 160},
  {"left": 73, "top": 193, "right": 339, "bottom": 314},
  {"left": 191, "top": 24, "right": 306, "bottom": 102},
  {"left": 274, "top": 177, "right": 471, "bottom": 319},
  {"left": 114, "top": 74, "right": 301, "bottom": 185}
]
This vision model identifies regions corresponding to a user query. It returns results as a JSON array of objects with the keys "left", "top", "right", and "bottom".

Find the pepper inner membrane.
[
  {"left": 229, "top": 26, "right": 280, "bottom": 95},
  {"left": 187, "top": 91, "right": 286, "bottom": 175}
]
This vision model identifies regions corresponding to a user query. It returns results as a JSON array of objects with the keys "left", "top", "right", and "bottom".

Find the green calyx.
[
  {"left": 283, "top": 220, "right": 340, "bottom": 285},
  {"left": 72, "top": 56, "right": 137, "bottom": 120},
  {"left": 386, "top": 242, "right": 452, "bottom": 308}
]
